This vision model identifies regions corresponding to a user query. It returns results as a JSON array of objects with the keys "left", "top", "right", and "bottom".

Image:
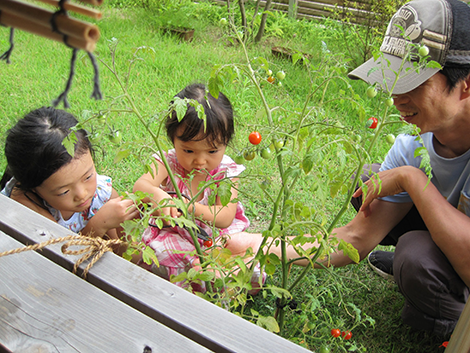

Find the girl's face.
[
  {"left": 173, "top": 131, "right": 226, "bottom": 175},
  {"left": 34, "top": 150, "right": 97, "bottom": 219}
]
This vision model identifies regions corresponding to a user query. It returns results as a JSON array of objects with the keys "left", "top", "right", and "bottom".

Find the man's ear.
[{"left": 461, "top": 74, "right": 470, "bottom": 99}]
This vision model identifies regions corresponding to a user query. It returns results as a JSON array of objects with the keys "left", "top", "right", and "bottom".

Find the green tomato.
[
  {"left": 319, "top": 346, "right": 330, "bottom": 353},
  {"left": 87, "top": 131, "right": 100, "bottom": 145},
  {"left": 277, "top": 81, "right": 282, "bottom": 87},
  {"left": 233, "top": 154, "right": 244, "bottom": 164},
  {"left": 274, "top": 139, "right": 284, "bottom": 149},
  {"left": 366, "top": 86, "right": 377, "bottom": 98},
  {"left": 385, "top": 97, "right": 394, "bottom": 107},
  {"left": 266, "top": 69, "right": 273, "bottom": 77},
  {"left": 276, "top": 70, "right": 286, "bottom": 80},
  {"left": 418, "top": 45, "right": 429, "bottom": 57},
  {"left": 96, "top": 113, "right": 107, "bottom": 124},
  {"left": 244, "top": 150, "right": 256, "bottom": 161},
  {"left": 260, "top": 147, "right": 272, "bottom": 159},
  {"left": 259, "top": 179, "right": 271, "bottom": 190},
  {"left": 219, "top": 18, "right": 227, "bottom": 26},
  {"left": 385, "top": 133, "right": 396, "bottom": 144},
  {"left": 108, "top": 130, "right": 122, "bottom": 144}
]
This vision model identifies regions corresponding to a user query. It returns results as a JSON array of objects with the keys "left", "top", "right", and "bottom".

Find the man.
[
  {"left": 343, "top": 0, "right": 470, "bottom": 337},
  {"left": 227, "top": 0, "right": 470, "bottom": 337}
]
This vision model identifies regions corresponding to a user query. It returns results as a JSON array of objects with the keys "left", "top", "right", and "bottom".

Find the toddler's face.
[
  {"left": 34, "top": 150, "right": 97, "bottom": 220},
  {"left": 174, "top": 135, "right": 226, "bottom": 176}
]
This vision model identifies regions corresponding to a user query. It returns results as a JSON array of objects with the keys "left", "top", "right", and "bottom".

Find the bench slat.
[
  {"left": 0, "top": 232, "right": 211, "bottom": 353},
  {"left": 0, "top": 195, "right": 310, "bottom": 353}
]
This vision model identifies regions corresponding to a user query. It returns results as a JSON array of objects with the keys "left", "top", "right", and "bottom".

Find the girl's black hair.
[
  {"left": 165, "top": 83, "right": 234, "bottom": 147},
  {"left": 0, "top": 107, "right": 92, "bottom": 191}
]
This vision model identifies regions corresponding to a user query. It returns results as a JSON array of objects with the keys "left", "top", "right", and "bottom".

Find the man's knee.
[{"left": 393, "top": 231, "right": 468, "bottom": 335}]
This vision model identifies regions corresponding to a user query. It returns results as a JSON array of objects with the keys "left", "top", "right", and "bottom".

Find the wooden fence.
[{"left": 210, "top": 0, "right": 383, "bottom": 26}]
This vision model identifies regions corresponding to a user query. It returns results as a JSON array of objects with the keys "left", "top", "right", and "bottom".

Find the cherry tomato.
[
  {"left": 366, "top": 86, "right": 377, "bottom": 98},
  {"left": 266, "top": 69, "right": 273, "bottom": 76},
  {"left": 343, "top": 331, "right": 352, "bottom": 340},
  {"left": 267, "top": 76, "right": 275, "bottom": 84},
  {"left": 108, "top": 130, "right": 122, "bottom": 144},
  {"left": 203, "top": 239, "right": 213, "bottom": 247},
  {"left": 319, "top": 346, "right": 330, "bottom": 353},
  {"left": 385, "top": 134, "right": 395, "bottom": 144},
  {"left": 440, "top": 341, "right": 449, "bottom": 348},
  {"left": 331, "top": 328, "right": 341, "bottom": 338},
  {"left": 366, "top": 117, "right": 378, "bottom": 129},
  {"left": 276, "top": 70, "right": 286, "bottom": 80},
  {"left": 219, "top": 18, "right": 227, "bottom": 26},
  {"left": 249, "top": 131, "right": 262, "bottom": 145},
  {"left": 385, "top": 97, "right": 394, "bottom": 107},
  {"left": 418, "top": 45, "right": 429, "bottom": 57},
  {"left": 244, "top": 150, "right": 256, "bottom": 161},
  {"left": 233, "top": 154, "right": 245, "bottom": 164},
  {"left": 96, "top": 113, "right": 107, "bottom": 124},
  {"left": 260, "top": 147, "right": 272, "bottom": 159},
  {"left": 274, "top": 139, "right": 284, "bottom": 149}
]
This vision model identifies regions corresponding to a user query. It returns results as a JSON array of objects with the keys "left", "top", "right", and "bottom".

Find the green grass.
[{"left": 0, "top": 3, "right": 447, "bottom": 352}]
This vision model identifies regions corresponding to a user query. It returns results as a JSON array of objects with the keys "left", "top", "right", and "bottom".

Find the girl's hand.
[
  {"left": 353, "top": 167, "right": 412, "bottom": 217},
  {"left": 97, "top": 195, "right": 140, "bottom": 230}
]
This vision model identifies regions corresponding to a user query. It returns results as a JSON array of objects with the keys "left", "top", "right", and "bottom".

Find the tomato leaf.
[
  {"left": 62, "top": 132, "right": 77, "bottom": 157},
  {"left": 338, "top": 239, "right": 360, "bottom": 263},
  {"left": 257, "top": 315, "right": 280, "bottom": 333}
]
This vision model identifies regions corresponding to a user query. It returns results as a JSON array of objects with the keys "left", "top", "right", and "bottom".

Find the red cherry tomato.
[
  {"left": 203, "top": 239, "right": 213, "bottom": 247},
  {"left": 331, "top": 328, "right": 341, "bottom": 338},
  {"left": 367, "top": 117, "right": 378, "bottom": 129},
  {"left": 343, "top": 331, "right": 352, "bottom": 340},
  {"left": 249, "top": 131, "right": 262, "bottom": 145}
]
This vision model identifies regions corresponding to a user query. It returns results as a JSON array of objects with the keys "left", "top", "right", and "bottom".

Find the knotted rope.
[{"left": 0, "top": 235, "right": 126, "bottom": 277}]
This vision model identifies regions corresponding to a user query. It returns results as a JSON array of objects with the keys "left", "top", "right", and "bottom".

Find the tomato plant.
[
  {"left": 366, "top": 117, "right": 378, "bottom": 129},
  {"left": 249, "top": 131, "right": 262, "bottom": 145}
]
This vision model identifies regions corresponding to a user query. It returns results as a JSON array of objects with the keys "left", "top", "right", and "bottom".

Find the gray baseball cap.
[{"left": 348, "top": 0, "right": 470, "bottom": 94}]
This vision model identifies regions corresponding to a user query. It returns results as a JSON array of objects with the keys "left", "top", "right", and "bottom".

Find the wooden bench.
[{"left": 0, "top": 195, "right": 311, "bottom": 352}]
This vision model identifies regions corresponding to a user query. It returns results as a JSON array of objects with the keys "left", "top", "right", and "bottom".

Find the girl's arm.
[
  {"left": 133, "top": 159, "right": 179, "bottom": 218},
  {"left": 190, "top": 178, "right": 239, "bottom": 229}
]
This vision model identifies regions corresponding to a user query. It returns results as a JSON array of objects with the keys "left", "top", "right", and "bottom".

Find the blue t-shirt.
[{"left": 379, "top": 133, "right": 470, "bottom": 216}]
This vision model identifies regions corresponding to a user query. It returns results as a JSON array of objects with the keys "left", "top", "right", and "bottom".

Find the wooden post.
[
  {"left": 288, "top": 0, "right": 298, "bottom": 18},
  {"left": 445, "top": 300, "right": 470, "bottom": 353}
]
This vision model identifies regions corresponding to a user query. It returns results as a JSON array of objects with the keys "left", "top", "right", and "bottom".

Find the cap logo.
[{"left": 381, "top": 5, "right": 422, "bottom": 58}]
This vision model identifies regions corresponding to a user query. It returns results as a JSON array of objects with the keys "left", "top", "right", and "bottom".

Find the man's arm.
[{"left": 358, "top": 165, "right": 470, "bottom": 287}]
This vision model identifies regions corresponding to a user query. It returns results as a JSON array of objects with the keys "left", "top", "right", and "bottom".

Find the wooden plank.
[
  {"left": 445, "top": 298, "right": 470, "bottom": 352},
  {"left": 0, "top": 232, "right": 211, "bottom": 353},
  {"left": 0, "top": 195, "right": 311, "bottom": 353}
]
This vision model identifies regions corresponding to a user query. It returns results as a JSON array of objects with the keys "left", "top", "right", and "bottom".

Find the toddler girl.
[
  {"left": 1, "top": 107, "right": 139, "bottom": 250},
  {"left": 133, "top": 83, "right": 263, "bottom": 292}
]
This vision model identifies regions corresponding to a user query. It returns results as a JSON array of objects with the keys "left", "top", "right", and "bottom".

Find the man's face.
[{"left": 392, "top": 73, "right": 464, "bottom": 135}]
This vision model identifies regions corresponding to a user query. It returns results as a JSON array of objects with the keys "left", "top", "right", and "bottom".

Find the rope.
[
  {"left": 87, "top": 51, "right": 102, "bottom": 100},
  {"left": 52, "top": 48, "right": 78, "bottom": 108},
  {"left": 0, "top": 28, "right": 14, "bottom": 64},
  {"left": 0, "top": 235, "right": 126, "bottom": 278}
]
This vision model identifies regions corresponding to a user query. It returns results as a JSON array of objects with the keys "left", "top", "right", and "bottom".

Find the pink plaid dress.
[{"left": 142, "top": 149, "right": 252, "bottom": 291}]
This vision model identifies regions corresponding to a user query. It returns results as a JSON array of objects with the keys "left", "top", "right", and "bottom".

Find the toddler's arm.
[
  {"left": 133, "top": 159, "right": 180, "bottom": 219},
  {"left": 190, "top": 178, "right": 239, "bottom": 229}
]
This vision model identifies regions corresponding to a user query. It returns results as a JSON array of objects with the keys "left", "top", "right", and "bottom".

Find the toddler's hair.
[
  {"left": 1, "top": 106, "right": 92, "bottom": 191},
  {"left": 166, "top": 83, "right": 234, "bottom": 147}
]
